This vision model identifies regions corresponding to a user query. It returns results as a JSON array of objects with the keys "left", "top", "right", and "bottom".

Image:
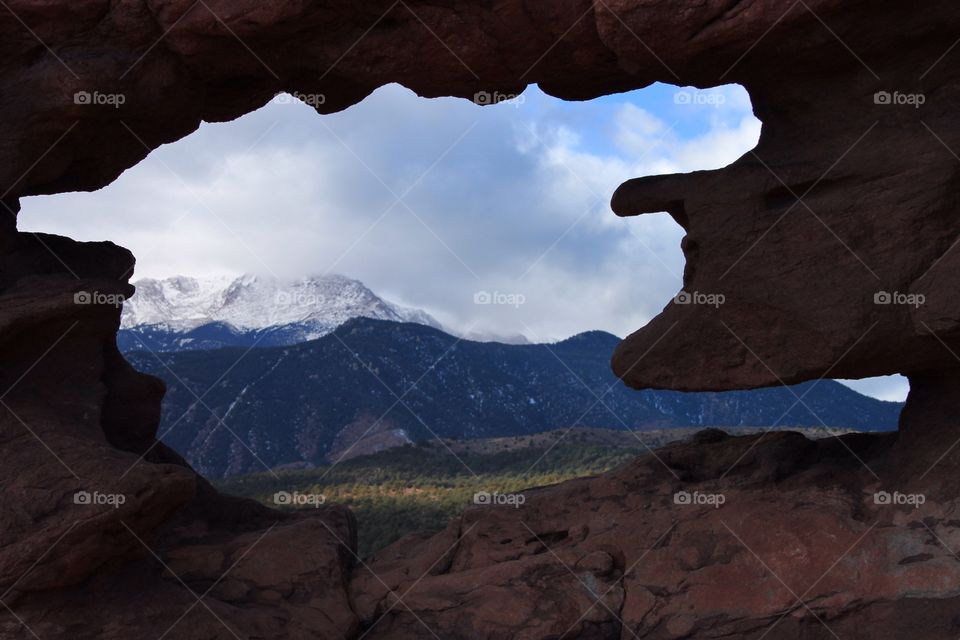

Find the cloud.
[
  {"left": 837, "top": 376, "right": 909, "bottom": 402},
  {"left": 24, "top": 83, "right": 761, "bottom": 337}
]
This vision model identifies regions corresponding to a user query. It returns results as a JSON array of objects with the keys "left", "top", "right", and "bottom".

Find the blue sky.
[{"left": 18, "top": 82, "right": 908, "bottom": 402}]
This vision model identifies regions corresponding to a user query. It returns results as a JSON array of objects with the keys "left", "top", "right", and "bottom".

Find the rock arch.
[{"left": 2, "top": 1, "right": 960, "bottom": 638}]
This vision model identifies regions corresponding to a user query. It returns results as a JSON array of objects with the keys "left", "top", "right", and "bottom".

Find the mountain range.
[
  {"left": 119, "top": 273, "right": 442, "bottom": 351},
  {"left": 127, "top": 318, "right": 903, "bottom": 478}
]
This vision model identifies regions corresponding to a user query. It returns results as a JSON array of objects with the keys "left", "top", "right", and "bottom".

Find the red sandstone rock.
[
  {"left": 0, "top": 230, "right": 359, "bottom": 639},
  {"left": 352, "top": 430, "right": 960, "bottom": 639},
  {"left": 2, "top": 1, "right": 960, "bottom": 638}
]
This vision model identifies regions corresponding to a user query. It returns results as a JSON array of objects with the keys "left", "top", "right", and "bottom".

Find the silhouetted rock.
[{"left": 2, "top": 1, "right": 960, "bottom": 638}]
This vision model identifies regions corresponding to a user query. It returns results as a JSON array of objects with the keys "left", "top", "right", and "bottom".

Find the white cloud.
[{"left": 837, "top": 376, "right": 909, "bottom": 402}]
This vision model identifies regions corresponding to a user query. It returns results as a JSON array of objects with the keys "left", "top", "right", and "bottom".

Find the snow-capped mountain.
[{"left": 119, "top": 273, "right": 442, "bottom": 352}]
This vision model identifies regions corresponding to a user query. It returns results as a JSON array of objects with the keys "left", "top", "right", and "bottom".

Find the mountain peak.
[
  {"left": 556, "top": 330, "right": 621, "bottom": 347},
  {"left": 121, "top": 273, "right": 442, "bottom": 350}
]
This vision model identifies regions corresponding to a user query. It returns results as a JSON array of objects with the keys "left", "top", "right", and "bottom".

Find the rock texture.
[
  {"left": 2, "top": 0, "right": 960, "bottom": 638},
  {"left": 610, "top": 16, "right": 960, "bottom": 391},
  {"left": 351, "top": 429, "right": 960, "bottom": 639},
  {"left": 0, "top": 226, "right": 359, "bottom": 639}
]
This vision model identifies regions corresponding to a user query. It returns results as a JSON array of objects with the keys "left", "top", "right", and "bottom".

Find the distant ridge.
[{"left": 127, "top": 317, "right": 904, "bottom": 478}]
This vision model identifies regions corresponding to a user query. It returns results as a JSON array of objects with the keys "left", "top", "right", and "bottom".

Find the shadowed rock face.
[
  {"left": 611, "top": 39, "right": 960, "bottom": 392},
  {"left": 2, "top": 0, "right": 960, "bottom": 638},
  {"left": 353, "top": 430, "right": 960, "bottom": 640}
]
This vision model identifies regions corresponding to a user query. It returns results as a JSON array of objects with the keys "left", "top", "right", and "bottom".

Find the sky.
[{"left": 18, "top": 82, "right": 908, "bottom": 402}]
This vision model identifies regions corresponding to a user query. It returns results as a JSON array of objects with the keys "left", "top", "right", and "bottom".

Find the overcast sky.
[{"left": 18, "top": 82, "right": 908, "bottom": 402}]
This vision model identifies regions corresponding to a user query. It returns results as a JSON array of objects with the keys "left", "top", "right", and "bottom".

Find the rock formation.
[
  {"left": 354, "top": 430, "right": 960, "bottom": 639},
  {"left": 1, "top": 0, "right": 959, "bottom": 638}
]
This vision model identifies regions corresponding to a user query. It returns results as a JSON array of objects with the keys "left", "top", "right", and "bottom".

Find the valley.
[{"left": 217, "top": 426, "right": 852, "bottom": 557}]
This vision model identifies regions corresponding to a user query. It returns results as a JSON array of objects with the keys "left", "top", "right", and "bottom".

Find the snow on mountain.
[
  {"left": 121, "top": 273, "right": 443, "bottom": 344},
  {"left": 460, "top": 329, "right": 532, "bottom": 345}
]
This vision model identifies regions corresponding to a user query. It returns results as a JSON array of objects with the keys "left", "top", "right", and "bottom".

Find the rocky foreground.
[
  {"left": 3, "top": 0, "right": 960, "bottom": 638},
  {"left": 353, "top": 428, "right": 960, "bottom": 639}
]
